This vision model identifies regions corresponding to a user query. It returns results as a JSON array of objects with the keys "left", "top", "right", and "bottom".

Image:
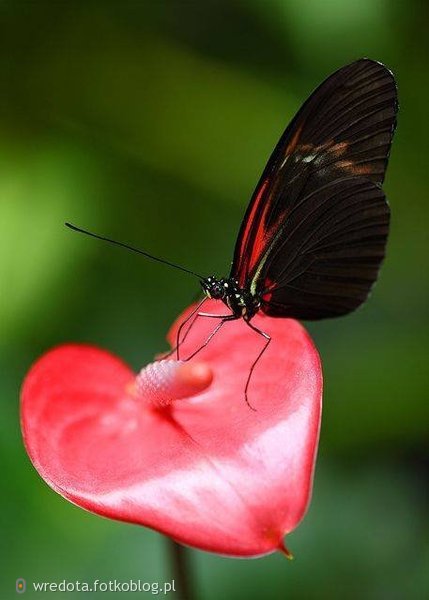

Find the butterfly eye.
[
  {"left": 212, "top": 284, "right": 224, "bottom": 299},
  {"left": 200, "top": 277, "right": 224, "bottom": 299}
]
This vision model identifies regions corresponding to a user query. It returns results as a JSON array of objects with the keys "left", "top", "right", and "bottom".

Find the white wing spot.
[{"left": 280, "top": 155, "right": 289, "bottom": 169}]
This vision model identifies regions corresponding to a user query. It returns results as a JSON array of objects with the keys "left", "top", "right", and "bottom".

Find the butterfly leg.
[
  {"left": 184, "top": 313, "right": 238, "bottom": 361},
  {"left": 175, "top": 299, "right": 209, "bottom": 359},
  {"left": 243, "top": 320, "right": 271, "bottom": 411},
  {"left": 159, "top": 298, "right": 207, "bottom": 360},
  {"left": 174, "top": 303, "right": 234, "bottom": 360}
]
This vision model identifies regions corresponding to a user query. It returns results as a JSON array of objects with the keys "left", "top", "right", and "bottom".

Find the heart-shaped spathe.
[{"left": 21, "top": 300, "right": 322, "bottom": 557}]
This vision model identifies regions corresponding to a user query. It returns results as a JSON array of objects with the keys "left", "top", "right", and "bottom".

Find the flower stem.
[{"left": 167, "top": 538, "right": 195, "bottom": 600}]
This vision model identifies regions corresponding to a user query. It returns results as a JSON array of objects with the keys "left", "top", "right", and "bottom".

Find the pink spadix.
[{"left": 135, "top": 360, "right": 213, "bottom": 407}]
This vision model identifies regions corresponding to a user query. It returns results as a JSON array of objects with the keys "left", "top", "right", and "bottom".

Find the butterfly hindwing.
[{"left": 260, "top": 177, "right": 390, "bottom": 319}]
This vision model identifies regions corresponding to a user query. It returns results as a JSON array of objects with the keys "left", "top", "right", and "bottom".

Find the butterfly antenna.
[{"left": 65, "top": 222, "right": 205, "bottom": 279}]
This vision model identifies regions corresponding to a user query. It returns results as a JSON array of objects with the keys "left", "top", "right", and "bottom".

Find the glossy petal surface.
[{"left": 21, "top": 300, "right": 322, "bottom": 556}]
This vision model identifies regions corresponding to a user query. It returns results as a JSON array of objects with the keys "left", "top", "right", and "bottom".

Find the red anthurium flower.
[{"left": 21, "top": 300, "right": 322, "bottom": 558}]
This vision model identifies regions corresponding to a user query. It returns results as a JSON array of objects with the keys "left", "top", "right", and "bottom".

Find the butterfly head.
[{"left": 201, "top": 276, "right": 233, "bottom": 300}]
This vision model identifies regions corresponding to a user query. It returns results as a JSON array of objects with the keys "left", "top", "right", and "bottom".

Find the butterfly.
[
  {"left": 67, "top": 58, "right": 398, "bottom": 407},
  {"left": 202, "top": 58, "right": 397, "bottom": 319},
  {"left": 172, "top": 59, "right": 396, "bottom": 398}
]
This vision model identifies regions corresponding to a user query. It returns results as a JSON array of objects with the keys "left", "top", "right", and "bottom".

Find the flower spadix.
[{"left": 21, "top": 300, "right": 322, "bottom": 557}]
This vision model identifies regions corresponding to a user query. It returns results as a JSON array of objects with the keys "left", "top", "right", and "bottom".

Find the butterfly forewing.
[{"left": 230, "top": 59, "right": 397, "bottom": 319}]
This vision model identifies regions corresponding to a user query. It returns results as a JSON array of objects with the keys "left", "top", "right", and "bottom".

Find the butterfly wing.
[
  {"left": 260, "top": 177, "right": 390, "bottom": 318},
  {"left": 230, "top": 58, "right": 397, "bottom": 319}
]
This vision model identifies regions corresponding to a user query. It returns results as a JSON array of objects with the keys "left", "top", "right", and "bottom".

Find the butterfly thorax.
[{"left": 200, "top": 276, "right": 260, "bottom": 320}]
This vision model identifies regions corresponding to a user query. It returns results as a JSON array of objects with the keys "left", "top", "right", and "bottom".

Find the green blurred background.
[{"left": 2, "top": 1, "right": 428, "bottom": 598}]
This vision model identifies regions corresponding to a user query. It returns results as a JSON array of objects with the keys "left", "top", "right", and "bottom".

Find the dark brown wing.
[
  {"left": 229, "top": 59, "right": 397, "bottom": 319},
  {"left": 261, "top": 177, "right": 390, "bottom": 319}
]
